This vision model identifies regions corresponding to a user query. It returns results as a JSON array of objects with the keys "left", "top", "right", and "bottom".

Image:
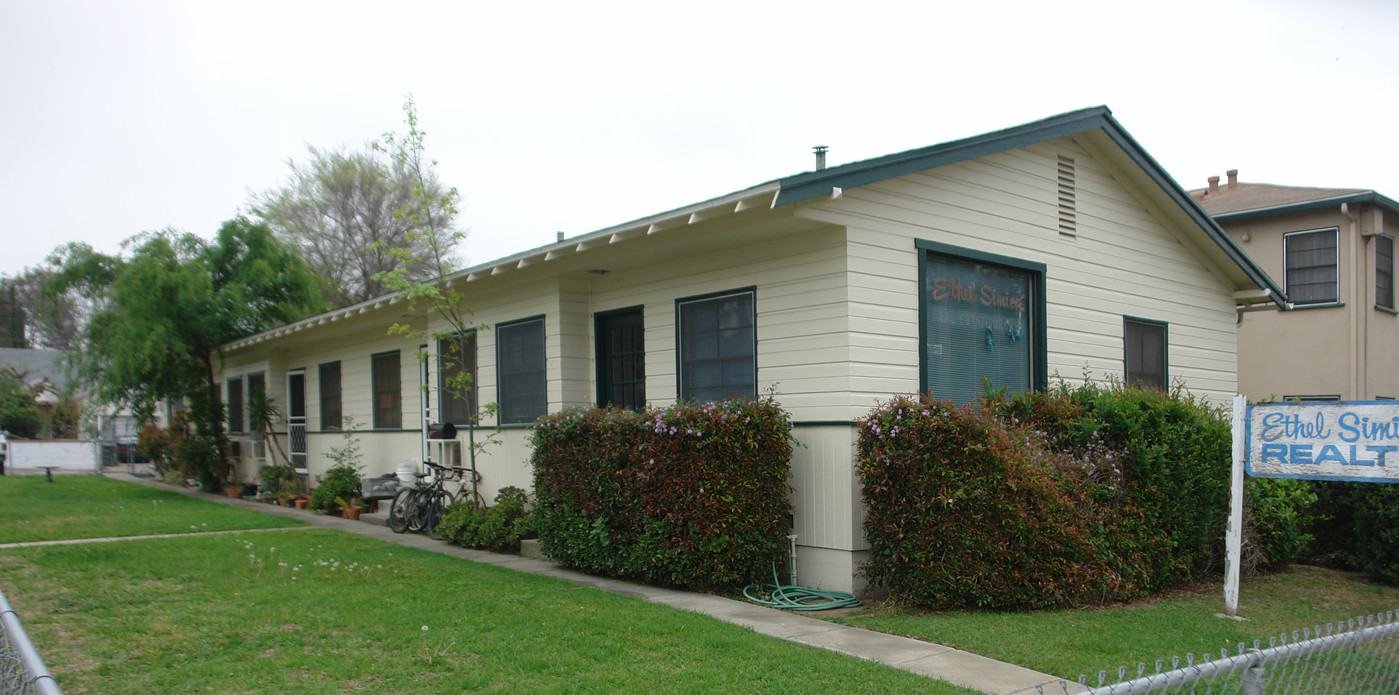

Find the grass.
[
  {"left": 0, "top": 477, "right": 976, "bottom": 694},
  {"left": 0, "top": 475, "right": 305, "bottom": 544},
  {"left": 832, "top": 564, "right": 1399, "bottom": 681}
]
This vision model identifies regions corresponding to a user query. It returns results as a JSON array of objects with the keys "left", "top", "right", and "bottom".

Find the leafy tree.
[
  {"left": 0, "top": 368, "right": 40, "bottom": 438},
  {"left": 376, "top": 95, "right": 494, "bottom": 504},
  {"left": 0, "top": 282, "right": 26, "bottom": 348},
  {"left": 49, "top": 218, "right": 325, "bottom": 490},
  {"left": 253, "top": 129, "right": 459, "bottom": 308}
]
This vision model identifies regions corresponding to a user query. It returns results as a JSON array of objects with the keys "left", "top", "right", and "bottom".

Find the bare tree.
[
  {"left": 254, "top": 142, "right": 459, "bottom": 307},
  {"left": 1, "top": 266, "right": 91, "bottom": 351}
]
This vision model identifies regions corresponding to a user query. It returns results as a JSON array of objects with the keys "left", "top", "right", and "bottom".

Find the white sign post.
[{"left": 1226, "top": 398, "right": 1399, "bottom": 617}]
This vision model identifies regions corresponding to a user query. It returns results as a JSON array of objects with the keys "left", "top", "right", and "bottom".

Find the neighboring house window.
[
  {"left": 1377, "top": 235, "right": 1394, "bottom": 311},
  {"left": 226, "top": 377, "right": 244, "bottom": 433},
  {"left": 1284, "top": 395, "right": 1341, "bottom": 402},
  {"left": 677, "top": 290, "right": 755, "bottom": 403},
  {"left": 438, "top": 332, "right": 478, "bottom": 425},
  {"left": 1284, "top": 228, "right": 1339, "bottom": 305},
  {"left": 319, "top": 361, "right": 341, "bottom": 430},
  {"left": 1123, "top": 317, "right": 1168, "bottom": 390},
  {"left": 497, "top": 317, "right": 546, "bottom": 425},
  {"left": 596, "top": 307, "right": 645, "bottom": 410},
  {"left": 919, "top": 240, "right": 1046, "bottom": 406},
  {"left": 371, "top": 351, "right": 401, "bottom": 429}
]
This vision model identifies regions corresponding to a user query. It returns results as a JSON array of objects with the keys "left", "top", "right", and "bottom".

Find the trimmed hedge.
[
  {"left": 1310, "top": 482, "right": 1399, "bottom": 584},
  {"left": 531, "top": 398, "right": 794, "bottom": 589},
  {"left": 438, "top": 486, "right": 537, "bottom": 553},
  {"left": 858, "top": 381, "right": 1258, "bottom": 610}
]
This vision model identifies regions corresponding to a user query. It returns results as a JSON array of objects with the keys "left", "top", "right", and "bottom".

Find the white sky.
[{"left": 2, "top": 0, "right": 1397, "bottom": 279}]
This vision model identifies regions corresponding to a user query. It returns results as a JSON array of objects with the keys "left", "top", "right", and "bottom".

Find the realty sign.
[{"left": 1246, "top": 401, "right": 1399, "bottom": 483}]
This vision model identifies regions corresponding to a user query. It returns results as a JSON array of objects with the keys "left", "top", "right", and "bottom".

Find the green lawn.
[
  {"left": 0, "top": 476, "right": 975, "bottom": 694},
  {"left": 832, "top": 564, "right": 1399, "bottom": 681},
  {"left": 0, "top": 475, "right": 305, "bottom": 544}
]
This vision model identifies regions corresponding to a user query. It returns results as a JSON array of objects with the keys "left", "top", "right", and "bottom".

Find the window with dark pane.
[
  {"left": 679, "top": 291, "right": 755, "bottom": 402},
  {"left": 923, "top": 253, "right": 1032, "bottom": 405},
  {"left": 371, "top": 351, "right": 401, "bottom": 429},
  {"left": 438, "top": 332, "right": 478, "bottom": 425},
  {"left": 1284, "top": 229, "right": 1339, "bottom": 305},
  {"left": 226, "top": 377, "right": 244, "bottom": 433},
  {"left": 1124, "top": 317, "right": 1167, "bottom": 390},
  {"left": 596, "top": 309, "right": 644, "bottom": 409},
  {"left": 1377, "top": 235, "right": 1394, "bottom": 311},
  {"left": 497, "top": 318, "right": 546, "bottom": 424},
  {"left": 319, "top": 361, "right": 341, "bottom": 430}
]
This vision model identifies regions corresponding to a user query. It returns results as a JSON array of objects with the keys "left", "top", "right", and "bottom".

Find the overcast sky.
[{"left": 2, "top": 0, "right": 1396, "bottom": 279}]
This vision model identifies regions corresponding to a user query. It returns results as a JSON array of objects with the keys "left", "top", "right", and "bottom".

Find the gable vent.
[{"left": 1056, "top": 155, "right": 1077, "bottom": 237}]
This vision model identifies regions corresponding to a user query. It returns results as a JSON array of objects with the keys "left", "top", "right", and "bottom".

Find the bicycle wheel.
[
  {"left": 425, "top": 489, "right": 456, "bottom": 540},
  {"left": 388, "top": 488, "right": 414, "bottom": 534}
]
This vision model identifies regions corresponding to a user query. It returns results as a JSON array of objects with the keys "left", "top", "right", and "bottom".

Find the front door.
[
  {"left": 286, "top": 370, "right": 307, "bottom": 473},
  {"left": 596, "top": 308, "right": 645, "bottom": 409}
]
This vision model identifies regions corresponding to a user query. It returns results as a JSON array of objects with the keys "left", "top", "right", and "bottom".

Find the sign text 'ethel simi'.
[{"left": 1246, "top": 402, "right": 1399, "bottom": 483}]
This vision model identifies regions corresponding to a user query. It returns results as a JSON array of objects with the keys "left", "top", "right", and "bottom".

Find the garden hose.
[{"left": 742, "top": 564, "right": 863, "bottom": 611}]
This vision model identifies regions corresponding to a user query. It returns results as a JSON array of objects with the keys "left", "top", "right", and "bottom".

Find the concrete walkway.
[{"left": 99, "top": 472, "right": 1065, "bottom": 694}]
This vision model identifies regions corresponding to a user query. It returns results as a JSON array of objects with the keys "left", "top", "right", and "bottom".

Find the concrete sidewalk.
[{"left": 103, "top": 472, "right": 1065, "bottom": 694}]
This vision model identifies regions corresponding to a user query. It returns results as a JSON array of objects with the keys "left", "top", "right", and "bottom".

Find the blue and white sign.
[{"left": 1246, "top": 401, "right": 1399, "bottom": 483}]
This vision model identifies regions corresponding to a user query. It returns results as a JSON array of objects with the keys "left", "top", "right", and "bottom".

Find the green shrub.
[
  {"left": 311, "top": 465, "right": 361, "bottom": 512},
  {"left": 1309, "top": 482, "right": 1399, "bottom": 584},
  {"left": 439, "top": 486, "right": 537, "bottom": 552},
  {"left": 858, "top": 394, "right": 1158, "bottom": 610},
  {"left": 259, "top": 464, "right": 297, "bottom": 498},
  {"left": 1242, "top": 478, "right": 1316, "bottom": 573},
  {"left": 531, "top": 398, "right": 794, "bottom": 589}
]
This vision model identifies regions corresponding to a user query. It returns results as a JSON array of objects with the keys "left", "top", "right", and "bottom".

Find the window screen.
[
  {"left": 226, "top": 377, "right": 244, "bottom": 433},
  {"left": 438, "top": 332, "right": 477, "bottom": 425},
  {"left": 678, "top": 291, "right": 755, "bottom": 403},
  {"left": 1124, "top": 318, "right": 1167, "bottom": 390},
  {"left": 319, "top": 361, "right": 342, "bottom": 430},
  {"left": 1378, "top": 235, "right": 1394, "bottom": 311},
  {"left": 1285, "top": 229, "right": 1339, "bottom": 305},
  {"left": 497, "top": 318, "right": 546, "bottom": 424},
  {"left": 371, "top": 351, "right": 401, "bottom": 429},
  {"left": 924, "top": 254, "right": 1032, "bottom": 405}
]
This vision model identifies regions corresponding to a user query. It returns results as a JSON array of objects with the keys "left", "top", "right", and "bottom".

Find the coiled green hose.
[{"left": 742, "top": 565, "right": 863, "bottom": 611}]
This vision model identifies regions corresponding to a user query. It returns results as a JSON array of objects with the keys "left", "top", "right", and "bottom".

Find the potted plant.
[
  {"left": 260, "top": 464, "right": 297, "bottom": 504},
  {"left": 334, "top": 496, "right": 365, "bottom": 520}
]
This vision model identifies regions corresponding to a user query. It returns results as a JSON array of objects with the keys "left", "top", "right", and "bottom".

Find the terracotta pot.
[
  {"left": 294, "top": 498, "right": 310, "bottom": 509},
  {"left": 225, "top": 487, "right": 243, "bottom": 499},
  {"left": 341, "top": 506, "right": 362, "bottom": 521}
]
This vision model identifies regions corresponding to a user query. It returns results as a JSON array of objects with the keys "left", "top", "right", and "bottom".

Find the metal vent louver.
[{"left": 1057, "top": 155, "right": 1077, "bottom": 237}]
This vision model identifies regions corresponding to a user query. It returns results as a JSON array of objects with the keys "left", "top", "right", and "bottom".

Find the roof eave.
[{"left": 1211, "top": 191, "right": 1399, "bottom": 223}]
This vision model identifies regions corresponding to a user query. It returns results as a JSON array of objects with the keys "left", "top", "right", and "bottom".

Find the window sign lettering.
[
  {"left": 1245, "top": 401, "right": 1399, "bottom": 483},
  {"left": 924, "top": 254, "right": 1031, "bottom": 405}
]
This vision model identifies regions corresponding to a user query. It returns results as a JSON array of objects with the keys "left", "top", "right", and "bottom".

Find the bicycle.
[{"left": 388, "top": 460, "right": 485, "bottom": 539}]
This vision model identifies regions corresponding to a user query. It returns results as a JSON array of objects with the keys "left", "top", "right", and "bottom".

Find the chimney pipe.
[
  {"left": 1208, "top": 176, "right": 1220, "bottom": 195},
  {"left": 1226, "top": 169, "right": 1238, "bottom": 192},
  {"left": 556, "top": 231, "right": 565, "bottom": 242},
  {"left": 813, "top": 146, "right": 828, "bottom": 171}
]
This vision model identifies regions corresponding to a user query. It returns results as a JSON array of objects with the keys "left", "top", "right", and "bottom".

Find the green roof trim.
[
  {"left": 772, "top": 106, "right": 1287, "bottom": 307},
  {"left": 1211, "top": 191, "right": 1399, "bottom": 223}
]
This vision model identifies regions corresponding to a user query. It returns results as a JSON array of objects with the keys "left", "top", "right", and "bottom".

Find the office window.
[
  {"left": 319, "top": 361, "right": 342, "bottom": 430},
  {"left": 497, "top": 318, "right": 546, "bottom": 424},
  {"left": 920, "top": 242, "right": 1045, "bottom": 406},
  {"left": 1124, "top": 318, "right": 1168, "bottom": 391},
  {"left": 678, "top": 290, "right": 755, "bottom": 403},
  {"left": 438, "top": 332, "right": 478, "bottom": 425},
  {"left": 596, "top": 308, "right": 645, "bottom": 410},
  {"left": 371, "top": 351, "right": 401, "bottom": 429},
  {"left": 1284, "top": 229, "right": 1339, "bottom": 305},
  {"left": 1378, "top": 235, "right": 1394, "bottom": 311},
  {"left": 226, "top": 377, "right": 244, "bottom": 433}
]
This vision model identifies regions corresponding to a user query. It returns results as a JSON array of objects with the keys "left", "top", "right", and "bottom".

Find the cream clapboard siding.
[{"left": 801, "top": 137, "right": 1240, "bottom": 414}]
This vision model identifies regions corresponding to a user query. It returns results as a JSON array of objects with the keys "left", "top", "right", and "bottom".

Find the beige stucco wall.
[{"left": 1224, "top": 204, "right": 1399, "bottom": 400}]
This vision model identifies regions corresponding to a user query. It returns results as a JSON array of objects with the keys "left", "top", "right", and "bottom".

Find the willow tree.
[{"left": 50, "top": 218, "right": 325, "bottom": 490}]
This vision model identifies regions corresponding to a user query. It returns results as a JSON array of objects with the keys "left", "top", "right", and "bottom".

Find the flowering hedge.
[
  {"left": 858, "top": 394, "right": 1160, "bottom": 610},
  {"left": 531, "top": 398, "right": 794, "bottom": 589}
]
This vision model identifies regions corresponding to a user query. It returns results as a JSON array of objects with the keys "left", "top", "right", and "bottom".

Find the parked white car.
[{"left": 0, "top": 431, "right": 8, "bottom": 474}]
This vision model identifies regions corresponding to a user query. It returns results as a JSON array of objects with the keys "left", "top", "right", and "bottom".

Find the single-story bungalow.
[{"left": 217, "top": 106, "right": 1284, "bottom": 594}]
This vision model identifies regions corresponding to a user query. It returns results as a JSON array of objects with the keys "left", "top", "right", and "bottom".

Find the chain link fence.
[
  {"left": 0, "top": 587, "right": 61, "bottom": 695},
  {"left": 1012, "top": 610, "right": 1399, "bottom": 695}
]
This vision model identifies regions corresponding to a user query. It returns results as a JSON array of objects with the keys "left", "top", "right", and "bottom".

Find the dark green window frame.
[
  {"left": 1284, "top": 228, "right": 1339, "bottom": 306},
  {"left": 318, "top": 361, "right": 342, "bottom": 430},
  {"left": 438, "top": 331, "right": 478, "bottom": 426},
  {"left": 1123, "top": 316, "right": 1168, "bottom": 391},
  {"left": 226, "top": 376, "right": 244, "bottom": 433},
  {"left": 497, "top": 316, "right": 546, "bottom": 425},
  {"left": 916, "top": 239, "right": 1046, "bottom": 404},
  {"left": 1377, "top": 234, "right": 1394, "bottom": 311},
  {"left": 676, "top": 288, "right": 756, "bottom": 403},
  {"left": 371, "top": 351, "right": 401, "bottom": 430}
]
